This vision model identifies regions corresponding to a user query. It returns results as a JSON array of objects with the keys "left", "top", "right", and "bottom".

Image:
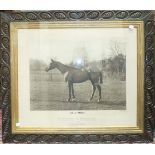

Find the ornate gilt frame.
[{"left": 0, "top": 11, "right": 154, "bottom": 143}]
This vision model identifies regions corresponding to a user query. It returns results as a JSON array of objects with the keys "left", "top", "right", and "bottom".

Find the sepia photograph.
[{"left": 28, "top": 28, "right": 126, "bottom": 111}]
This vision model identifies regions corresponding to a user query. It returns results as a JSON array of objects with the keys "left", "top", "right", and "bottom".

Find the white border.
[{"left": 18, "top": 27, "right": 137, "bottom": 128}]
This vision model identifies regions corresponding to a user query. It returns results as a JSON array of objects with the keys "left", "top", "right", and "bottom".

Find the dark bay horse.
[{"left": 46, "top": 59, "right": 103, "bottom": 102}]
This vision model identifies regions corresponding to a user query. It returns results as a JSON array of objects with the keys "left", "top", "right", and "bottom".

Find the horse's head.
[{"left": 45, "top": 59, "right": 57, "bottom": 72}]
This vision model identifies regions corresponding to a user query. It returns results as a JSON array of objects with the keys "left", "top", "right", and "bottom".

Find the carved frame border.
[{"left": 0, "top": 10, "right": 154, "bottom": 143}]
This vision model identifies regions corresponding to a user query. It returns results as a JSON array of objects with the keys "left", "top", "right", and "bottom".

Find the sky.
[{"left": 18, "top": 27, "right": 132, "bottom": 64}]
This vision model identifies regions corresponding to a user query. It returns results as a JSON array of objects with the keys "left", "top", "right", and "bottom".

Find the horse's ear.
[{"left": 51, "top": 59, "right": 54, "bottom": 62}]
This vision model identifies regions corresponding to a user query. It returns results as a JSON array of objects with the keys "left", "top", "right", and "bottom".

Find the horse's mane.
[{"left": 56, "top": 61, "right": 81, "bottom": 71}]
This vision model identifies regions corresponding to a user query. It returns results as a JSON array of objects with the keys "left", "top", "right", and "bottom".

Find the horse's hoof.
[
  {"left": 67, "top": 99, "right": 71, "bottom": 102},
  {"left": 89, "top": 98, "right": 92, "bottom": 102},
  {"left": 72, "top": 98, "right": 76, "bottom": 102},
  {"left": 89, "top": 98, "right": 94, "bottom": 102},
  {"left": 97, "top": 99, "right": 101, "bottom": 102}
]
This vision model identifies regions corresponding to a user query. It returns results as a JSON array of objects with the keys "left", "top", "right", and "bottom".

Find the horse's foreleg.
[
  {"left": 97, "top": 85, "right": 101, "bottom": 102},
  {"left": 68, "top": 82, "right": 71, "bottom": 102},
  {"left": 71, "top": 83, "right": 75, "bottom": 99},
  {"left": 90, "top": 85, "right": 96, "bottom": 101}
]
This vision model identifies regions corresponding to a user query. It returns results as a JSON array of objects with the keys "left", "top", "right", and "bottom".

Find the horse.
[{"left": 46, "top": 59, "right": 103, "bottom": 102}]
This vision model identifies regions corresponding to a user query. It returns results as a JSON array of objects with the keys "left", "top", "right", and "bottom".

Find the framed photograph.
[{"left": 1, "top": 11, "right": 154, "bottom": 143}]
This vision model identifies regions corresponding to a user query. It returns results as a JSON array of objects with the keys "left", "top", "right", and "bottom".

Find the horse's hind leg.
[
  {"left": 90, "top": 84, "right": 96, "bottom": 101},
  {"left": 71, "top": 83, "right": 76, "bottom": 101},
  {"left": 68, "top": 82, "right": 72, "bottom": 102},
  {"left": 97, "top": 85, "right": 101, "bottom": 102}
]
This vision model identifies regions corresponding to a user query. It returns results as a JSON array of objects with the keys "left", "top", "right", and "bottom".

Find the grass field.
[{"left": 30, "top": 70, "right": 126, "bottom": 110}]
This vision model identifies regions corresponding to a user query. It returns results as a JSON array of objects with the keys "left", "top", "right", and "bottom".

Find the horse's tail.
[{"left": 99, "top": 72, "right": 103, "bottom": 84}]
